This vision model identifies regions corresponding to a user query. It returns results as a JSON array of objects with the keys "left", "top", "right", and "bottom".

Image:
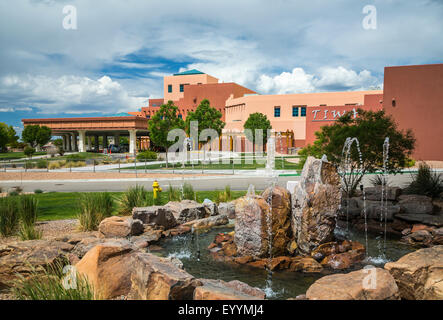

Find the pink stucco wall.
[
  {"left": 224, "top": 90, "right": 383, "bottom": 142},
  {"left": 163, "top": 73, "right": 219, "bottom": 102}
]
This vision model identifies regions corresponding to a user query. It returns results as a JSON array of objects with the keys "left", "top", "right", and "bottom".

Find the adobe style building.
[
  {"left": 131, "top": 69, "right": 255, "bottom": 121},
  {"left": 22, "top": 64, "right": 443, "bottom": 160},
  {"left": 383, "top": 64, "right": 443, "bottom": 161}
]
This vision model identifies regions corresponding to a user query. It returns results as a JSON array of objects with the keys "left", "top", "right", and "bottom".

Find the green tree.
[
  {"left": 0, "top": 123, "right": 19, "bottom": 151},
  {"left": 24, "top": 146, "right": 35, "bottom": 158},
  {"left": 148, "top": 100, "right": 185, "bottom": 167},
  {"left": 0, "top": 124, "right": 8, "bottom": 152},
  {"left": 243, "top": 112, "right": 272, "bottom": 150},
  {"left": 299, "top": 109, "right": 415, "bottom": 196},
  {"left": 22, "top": 125, "right": 52, "bottom": 150},
  {"left": 185, "top": 99, "right": 225, "bottom": 158}
]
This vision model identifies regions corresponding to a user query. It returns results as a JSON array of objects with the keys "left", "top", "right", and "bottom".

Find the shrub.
[
  {"left": 24, "top": 146, "right": 35, "bottom": 158},
  {"left": 17, "top": 195, "right": 41, "bottom": 240},
  {"left": 168, "top": 184, "right": 181, "bottom": 202},
  {"left": 18, "top": 223, "right": 42, "bottom": 240},
  {"left": 182, "top": 183, "right": 195, "bottom": 201},
  {"left": 118, "top": 186, "right": 149, "bottom": 215},
  {"left": 78, "top": 193, "right": 114, "bottom": 231},
  {"left": 136, "top": 150, "right": 158, "bottom": 161},
  {"left": 370, "top": 175, "right": 390, "bottom": 187},
  {"left": 25, "top": 161, "right": 35, "bottom": 169},
  {"left": 8, "top": 191, "right": 19, "bottom": 197},
  {"left": 36, "top": 159, "right": 48, "bottom": 169},
  {"left": 18, "top": 195, "right": 38, "bottom": 226},
  {"left": 215, "top": 185, "right": 232, "bottom": 204},
  {"left": 405, "top": 162, "right": 442, "bottom": 198},
  {"left": 12, "top": 260, "right": 95, "bottom": 300},
  {"left": 48, "top": 161, "right": 61, "bottom": 170},
  {"left": 0, "top": 197, "right": 19, "bottom": 237}
]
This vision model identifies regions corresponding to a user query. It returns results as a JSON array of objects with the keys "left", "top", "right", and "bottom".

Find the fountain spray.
[
  {"left": 339, "top": 137, "right": 364, "bottom": 237},
  {"left": 382, "top": 137, "right": 390, "bottom": 255}
]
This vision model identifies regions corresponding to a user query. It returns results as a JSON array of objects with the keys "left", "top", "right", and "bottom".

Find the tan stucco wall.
[{"left": 224, "top": 90, "right": 382, "bottom": 140}]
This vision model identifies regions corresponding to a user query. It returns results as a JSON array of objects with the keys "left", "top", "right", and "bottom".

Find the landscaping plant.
[
  {"left": 405, "top": 162, "right": 442, "bottom": 198},
  {"left": 12, "top": 260, "right": 95, "bottom": 300},
  {"left": 0, "top": 196, "right": 19, "bottom": 237},
  {"left": 78, "top": 192, "right": 115, "bottom": 231},
  {"left": 118, "top": 186, "right": 149, "bottom": 215},
  {"left": 182, "top": 183, "right": 196, "bottom": 201},
  {"left": 18, "top": 195, "right": 41, "bottom": 240}
]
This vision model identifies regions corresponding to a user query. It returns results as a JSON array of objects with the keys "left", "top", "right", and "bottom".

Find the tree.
[
  {"left": 243, "top": 112, "right": 272, "bottom": 150},
  {"left": 148, "top": 101, "right": 185, "bottom": 167},
  {"left": 0, "top": 123, "right": 19, "bottom": 151},
  {"left": 185, "top": 99, "right": 225, "bottom": 159},
  {"left": 0, "top": 124, "right": 8, "bottom": 152},
  {"left": 299, "top": 109, "right": 415, "bottom": 196},
  {"left": 24, "top": 146, "right": 35, "bottom": 158},
  {"left": 22, "top": 125, "right": 52, "bottom": 150}
]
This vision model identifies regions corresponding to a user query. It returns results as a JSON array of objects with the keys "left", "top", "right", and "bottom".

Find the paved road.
[{"left": 0, "top": 172, "right": 417, "bottom": 193}]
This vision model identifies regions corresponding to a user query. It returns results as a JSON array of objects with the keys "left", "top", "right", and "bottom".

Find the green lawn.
[
  {"left": 35, "top": 189, "right": 250, "bottom": 221},
  {"left": 0, "top": 151, "right": 46, "bottom": 160},
  {"left": 123, "top": 158, "right": 301, "bottom": 171}
]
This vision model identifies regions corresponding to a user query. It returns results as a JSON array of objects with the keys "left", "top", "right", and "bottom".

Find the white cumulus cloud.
[{"left": 0, "top": 74, "right": 148, "bottom": 114}]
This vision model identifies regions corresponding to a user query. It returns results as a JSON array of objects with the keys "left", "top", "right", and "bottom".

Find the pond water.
[{"left": 155, "top": 225, "right": 416, "bottom": 300}]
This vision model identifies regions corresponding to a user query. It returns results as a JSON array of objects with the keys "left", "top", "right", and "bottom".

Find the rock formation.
[
  {"left": 384, "top": 245, "right": 443, "bottom": 300},
  {"left": 306, "top": 268, "right": 400, "bottom": 300},
  {"left": 292, "top": 156, "right": 341, "bottom": 255}
]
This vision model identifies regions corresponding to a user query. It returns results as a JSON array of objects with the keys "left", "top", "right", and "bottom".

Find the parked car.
[{"left": 107, "top": 144, "right": 122, "bottom": 153}]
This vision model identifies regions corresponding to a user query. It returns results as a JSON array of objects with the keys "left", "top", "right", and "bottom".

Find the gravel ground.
[
  {"left": 0, "top": 219, "right": 80, "bottom": 245},
  {"left": 0, "top": 172, "right": 210, "bottom": 181}
]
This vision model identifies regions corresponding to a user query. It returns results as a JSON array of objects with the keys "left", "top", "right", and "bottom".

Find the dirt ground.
[{"left": 0, "top": 172, "right": 209, "bottom": 181}]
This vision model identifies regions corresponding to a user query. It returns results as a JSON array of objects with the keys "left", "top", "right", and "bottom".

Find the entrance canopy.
[{"left": 22, "top": 115, "right": 149, "bottom": 154}]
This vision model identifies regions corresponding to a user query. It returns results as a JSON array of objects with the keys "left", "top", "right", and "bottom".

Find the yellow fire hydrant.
[{"left": 152, "top": 180, "right": 162, "bottom": 200}]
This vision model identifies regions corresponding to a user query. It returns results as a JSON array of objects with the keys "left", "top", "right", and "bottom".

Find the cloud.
[
  {"left": 0, "top": 74, "right": 148, "bottom": 114},
  {"left": 256, "top": 66, "right": 380, "bottom": 94},
  {"left": 0, "top": 0, "right": 442, "bottom": 118}
]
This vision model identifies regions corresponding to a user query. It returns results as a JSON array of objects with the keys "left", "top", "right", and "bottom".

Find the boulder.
[
  {"left": 306, "top": 268, "right": 399, "bottom": 300},
  {"left": 292, "top": 156, "right": 342, "bottom": 255},
  {"left": 395, "top": 212, "right": 443, "bottom": 227},
  {"left": 128, "top": 252, "right": 201, "bottom": 300},
  {"left": 233, "top": 195, "right": 270, "bottom": 258},
  {"left": 364, "top": 203, "right": 400, "bottom": 221},
  {"left": 365, "top": 186, "right": 402, "bottom": 201},
  {"left": 165, "top": 200, "right": 208, "bottom": 224},
  {"left": 398, "top": 194, "right": 433, "bottom": 214},
  {"left": 98, "top": 216, "right": 144, "bottom": 238},
  {"left": 320, "top": 250, "right": 365, "bottom": 270},
  {"left": 132, "top": 206, "right": 177, "bottom": 229},
  {"left": 75, "top": 240, "right": 136, "bottom": 299},
  {"left": 218, "top": 202, "right": 236, "bottom": 219},
  {"left": 182, "top": 214, "right": 229, "bottom": 230},
  {"left": 289, "top": 256, "right": 323, "bottom": 273},
  {"left": 0, "top": 240, "right": 73, "bottom": 287},
  {"left": 202, "top": 199, "right": 218, "bottom": 216},
  {"left": 193, "top": 279, "right": 265, "bottom": 300},
  {"left": 384, "top": 246, "right": 443, "bottom": 300},
  {"left": 261, "top": 186, "right": 292, "bottom": 256}
]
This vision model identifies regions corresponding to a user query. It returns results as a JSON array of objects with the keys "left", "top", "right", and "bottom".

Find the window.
[
  {"left": 146, "top": 115, "right": 150, "bottom": 119},
  {"left": 168, "top": 85, "right": 172, "bottom": 93},
  {"left": 301, "top": 107, "right": 306, "bottom": 117},
  {"left": 392, "top": 99, "right": 396, "bottom": 107},
  {"left": 292, "top": 106, "right": 299, "bottom": 117},
  {"left": 180, "top": 84, "right": 184, "bottom": 92},
  {"left": 274, "top": 106, "right": 280, "bottom": 117},
  {"left": 178, "top": 114, "right": 183, "bottom": 119}
]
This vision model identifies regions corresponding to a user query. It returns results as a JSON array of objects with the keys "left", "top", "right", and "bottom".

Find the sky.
[{"left": 1, "top": 0, "right": 443, "bottom": 136}]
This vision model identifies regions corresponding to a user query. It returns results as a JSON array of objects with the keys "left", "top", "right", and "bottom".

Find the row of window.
[
  {"left": 167, "top": 84, "right": 188, "bottom": 93},
  {"left": 146, "top": 114, "right": 183, "bottom": 119},
  {"left": 274, "top": 106, "right": 306, "bottom": 118}
]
